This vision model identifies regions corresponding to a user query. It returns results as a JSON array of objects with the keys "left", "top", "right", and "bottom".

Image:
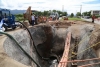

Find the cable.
[
  {"left": 69, "top": 33, "right": 92, "bottom": 60},
  {"left": 0, "top": 32, "right": 41, "bottom": 67},
  {"left": 16, "top": 21, "right": 49, "bottom": 60}
]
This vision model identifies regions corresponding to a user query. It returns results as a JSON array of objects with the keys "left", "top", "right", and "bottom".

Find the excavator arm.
[
  {"left": 23, "top": 6, "right": 32, "bottom": 22},
  {"left": 23, "top": 6, "right": 46, "bottom": 25}
]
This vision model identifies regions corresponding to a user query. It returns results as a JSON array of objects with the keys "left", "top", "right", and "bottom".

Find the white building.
[{"left": 91, "top": 10, "right": 100, "bottom": 15}]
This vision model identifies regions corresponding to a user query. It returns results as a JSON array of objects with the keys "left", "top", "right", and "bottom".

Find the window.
[
  {"left": 2, "top": 11, "right": 10, "bottom": 16},
  {"left": 93, "top": 11, "right": 99, "bottom": 14}
]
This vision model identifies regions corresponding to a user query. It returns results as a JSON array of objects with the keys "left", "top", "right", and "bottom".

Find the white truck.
[{"left": 50, "top": 12, "right": 59, "bottom": 20}]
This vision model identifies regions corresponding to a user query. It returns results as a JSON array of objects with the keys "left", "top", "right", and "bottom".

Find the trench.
[
  {"left": 28, "top": 25, "right": 67, "bottom": 67},
  {"left": 3, "top": 24, "right": 67, "bottom": 67},
  {"left": 2, "top": 23, "right": 100, "bottom": 67}
]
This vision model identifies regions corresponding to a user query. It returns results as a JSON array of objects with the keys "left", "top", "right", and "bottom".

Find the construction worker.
[
  {"left": 50, "top": 17, "right": 52, "bottom": 21},
  {"left": 31, "top": 13, "right": 35, "bottom": 26},
  {"left": 92, "top": 14, "right": 96, "bottom": 23},
  {"left": 35, "top": 15, "right": 38, "bottom": 25}
]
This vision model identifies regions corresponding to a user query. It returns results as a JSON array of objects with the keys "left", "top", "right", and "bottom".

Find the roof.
[{"left": 91, "top": 10, "right": 100, "bottom": 11}]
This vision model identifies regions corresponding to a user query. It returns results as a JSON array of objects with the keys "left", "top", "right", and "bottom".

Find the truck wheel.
[
  {"left": 2, "top": 27, "right": 6, "bottom": 32},
  {"left": 12, "top": 26, "right": 16, "bottom": 30},
  {"left": 3, "top": 25, "right": 8, "bottom": 31}
]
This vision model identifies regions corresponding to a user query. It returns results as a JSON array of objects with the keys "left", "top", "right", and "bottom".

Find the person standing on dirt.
[
  {"left": 31, "top": 13, "right": 35, "bottom": 26},
  {"left": 35, "top": 15, "right": 38, "bottom": 25},
  {"left": 92, "top": 14, "right": 96, "bottom": 23}
]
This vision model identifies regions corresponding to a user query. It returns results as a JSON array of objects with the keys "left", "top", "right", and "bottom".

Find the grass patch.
[
  {"left": 68, "top": 18, "right": 83, "bottom": 21},
  {"left": 15, "top": 17, "right": 24, "bottom": 21}
]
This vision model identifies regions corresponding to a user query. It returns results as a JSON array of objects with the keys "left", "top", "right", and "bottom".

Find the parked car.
[{"left": 84, "top": 16, "right": 90, "bottom": 19}]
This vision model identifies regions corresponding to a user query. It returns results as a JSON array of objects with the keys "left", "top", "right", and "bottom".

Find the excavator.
[
  {"left": 23, "top": 6, "right": 47, "bottom": 25},
  {"left": 23, "top": 6, "right": 32, "bottom": 25}
]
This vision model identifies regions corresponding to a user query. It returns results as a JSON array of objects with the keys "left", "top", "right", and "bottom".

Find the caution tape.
[
  {"left": 69, "top": 33, "right": 91, "bottom": 52},
  {"left": 69, "top": 41, "right": 100, "bottom": 59}
]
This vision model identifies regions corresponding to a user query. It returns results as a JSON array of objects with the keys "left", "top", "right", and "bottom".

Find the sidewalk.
[{"left": 82, "top": 18, "right": 100, "bottom": 24}]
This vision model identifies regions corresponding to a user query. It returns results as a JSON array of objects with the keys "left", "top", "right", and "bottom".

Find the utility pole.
[
  {"left": 0, "top": 0, "right": 1, "bottom": 8},
  {"left": 80, "top": 5, "right": 82, "bottom": 17},
  {"left": 62, "top": 5, "right": 64, "bottom": 12}
]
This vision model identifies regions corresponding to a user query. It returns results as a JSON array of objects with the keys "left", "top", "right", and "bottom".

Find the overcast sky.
[{"left": 0, "top": 0, "right": 100, "bottom": 14}]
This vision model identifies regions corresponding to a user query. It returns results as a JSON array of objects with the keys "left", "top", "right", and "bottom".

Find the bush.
[
  {"left": 15, "top": 14, "right": 23, "bottom": 17},
  {"left": 95, "top": 15, "right": 100, "bottom": 18}
]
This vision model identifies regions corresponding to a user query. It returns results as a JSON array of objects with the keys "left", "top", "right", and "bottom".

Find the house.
[{"left": 91, "top": 10, "right": 100, "bottom": 15}]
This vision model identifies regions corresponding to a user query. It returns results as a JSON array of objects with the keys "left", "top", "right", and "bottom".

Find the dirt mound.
[{"left": 89, "top": 24, "right": 100, "bottom": 58}]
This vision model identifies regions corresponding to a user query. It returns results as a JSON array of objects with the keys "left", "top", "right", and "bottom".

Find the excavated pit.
[
  {"left": 3, "top": 24, "right": 68, "bottom": 67},
  {"left": 2, "top": 21, "right": 100, "bottom": 67},
  {"left": 29, "top": 25, "right": 68, "bottom": 67}
]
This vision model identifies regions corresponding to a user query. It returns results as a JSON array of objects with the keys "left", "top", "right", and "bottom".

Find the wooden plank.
[{"left": 57, "top": 32, "right": 71, "bottom": 67}]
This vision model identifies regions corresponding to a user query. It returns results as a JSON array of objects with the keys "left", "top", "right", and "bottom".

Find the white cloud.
[{"left": 0, "top": 0, "right": 100, "bottom": 14}]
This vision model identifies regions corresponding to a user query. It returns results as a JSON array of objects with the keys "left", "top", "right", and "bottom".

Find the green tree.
[
  {"left": 87, "top": 11, "right": 91, "bottom": 16},
  {"left": 62, "top": 12, "right": 68, "bottom": 16},
  {"left": 38, "top": 11, "right": 44, "bottom": 16},
  {"left": 82, "top": 12, "right": 87, "bottom": 16},
  {"left": 82, "top": 11, "right": 91, "bottom": 16},
  {"left": 15, "top": 14, "right": 23, "bottom": 21},
  {"left": 43, "top": 11, "right": 50, "bottom": 16},
  {"left": 53, "top": 10, "right": 56, "bottom": 12},
  {"left": 37, "top": 11, "right": 42, "bottom": 16},
  {"left": 70, "top": 13, "right": 74, "bottom": 17},
  {"left": 56, "top": 10, "right": 62, "bottom": 15},
  {"left": 15, "top": 14, "right": 23, "bottom": 17},
  {"left": 76, "top": 12, "right": 81, "bottom": 16},
  {"left": 30, "top": 10, "right": 68, "bottom": 17}
]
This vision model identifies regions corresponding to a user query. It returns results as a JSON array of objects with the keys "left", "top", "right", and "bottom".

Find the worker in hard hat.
[
  {"left": 35, "top": 15, "right": 38, "bottom": 25},
  {"left": 92, "top": 14, "right": 96, "bottom": 23}
]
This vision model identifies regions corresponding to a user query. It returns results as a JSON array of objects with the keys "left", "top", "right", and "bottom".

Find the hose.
[
  {"left": 16, "top": 21, "right": 49, "bottom": 60},
  {"left": 0, "top": 32, "right": 41, "bottom": 67}
]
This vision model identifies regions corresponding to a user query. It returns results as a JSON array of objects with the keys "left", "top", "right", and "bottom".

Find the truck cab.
[
  {"left": 50, "top": 12, "right": 59, "bottom": 20},
  {"left": 0, "top": 9, "right": 16, "bottom": 31}
]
